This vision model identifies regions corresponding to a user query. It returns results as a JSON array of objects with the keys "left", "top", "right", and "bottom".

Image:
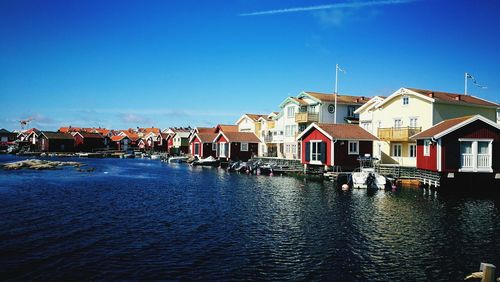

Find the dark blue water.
[{"left": 0, "top": 155, "right": 499, "bottom": 281}]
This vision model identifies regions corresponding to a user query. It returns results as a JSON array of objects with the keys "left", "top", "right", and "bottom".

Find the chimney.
[
  {"left": 428, "top": 92, "right": 434, "bottom": 98},
  {"left": 455, "top": 95, "right": 461, "bottom": 101}
]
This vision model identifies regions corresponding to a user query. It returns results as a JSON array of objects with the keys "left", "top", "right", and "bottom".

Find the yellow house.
[{"left": 355, "top": 87, "right": 499, "bottom": 167}]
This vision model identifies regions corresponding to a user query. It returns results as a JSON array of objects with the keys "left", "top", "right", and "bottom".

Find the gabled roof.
[
  {"left": 354, "top": 96, "right": 386, "bottom": 114},
  {"left": 213, "top": 131, "right": 260, "bottom": 143},
  {"left": 80, "top": 132, "right": 104, "bottom": 139},
  {"left": 195, "top": 127, "right": 214, "bottom": 133},
  {"left": 236, "top": 114, "right": 267, "bottom": 124},
  {"left": 138, "top": 127, "right": 161, "bottom": 134},
  {"left": 411, "top": 115, "right": 500, "bottom": 140},
  {"left": 0, "top": 128, "right": 12, "bottom": 133},
  {"left": 297, "top": 123, "right": 378, "bottom": 141},
  {"left": 111, "top": 135, "right": 129, "bottom": 142},
  {"left": 279, "top": 96, "right": 309, "bottom": 108},
  {"left": 376, "top": 87, "right": 499, "bottom": 109},
  {"left": 302, "top": 92, "right": 370, "bottom": 105},
  {"left": 173, "top": 131, "right": 191, "bottom": 138},
  {"left": 215, "top": 124, "right": 239, "bottom": 133},
  {"left": 190, "top": 132, "right": 217, "bottom": 143},
  {"left": 40, "top": 131, "right": 75, "bottom": 140}
]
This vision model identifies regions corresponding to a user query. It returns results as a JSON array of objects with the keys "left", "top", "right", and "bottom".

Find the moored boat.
[{"left": 351, "top": 156, "right": 386, "bottom": 190}]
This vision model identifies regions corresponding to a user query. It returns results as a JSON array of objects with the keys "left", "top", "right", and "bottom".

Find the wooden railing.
[
  {"left": 295, "top": 112, "right": 319, "bottom": 123},
  {"left": 377, "top": 127, "right": 422, "bottom": 141}
]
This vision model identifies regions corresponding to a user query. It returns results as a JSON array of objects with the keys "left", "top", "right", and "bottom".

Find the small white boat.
[
  {"left": 351, "top": 156, "right": 386, "bottom": 190},
  {"left": 168, "top": 156, "right": 188, "bottom": 163},
  {"left": 150, "top": 154, "right": 161, "bottom": 160},
  {"left": 192, "top": 156, "right": 219, "bottom": 166}
]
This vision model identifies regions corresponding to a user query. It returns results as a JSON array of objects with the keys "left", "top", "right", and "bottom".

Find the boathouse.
[
  {"left": 110, "top": 135, "right": 131, "bottom": 151},
  {"left": 296, "top": 123, "right": 378, "bottom": 171},
  {"left": 412, "top": 115, "right": 500, "bottom": 188},
  {"left": 213, "top": 131, "right": 259, "bottom": 161},
  {"left": 189, "top": 131, "right": 217, "bottom": 158},
  {"left": 39, "top": 131, "right": 75, "bottom": 152},
  {"left": 72, "top": 132, "right": 105, "bottom": 152}
]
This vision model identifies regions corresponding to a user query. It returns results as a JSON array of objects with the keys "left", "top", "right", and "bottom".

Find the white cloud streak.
[{"left": 239, "top": 0, "right": 418, "bottom": 16}]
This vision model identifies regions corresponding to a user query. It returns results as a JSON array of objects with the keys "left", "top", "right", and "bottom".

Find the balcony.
[
  {"left": 295, "top": 112, "right": 319, "bottom": 123},
  {"left": 377, "top": 127, "right": 422, "bottom": 142}
]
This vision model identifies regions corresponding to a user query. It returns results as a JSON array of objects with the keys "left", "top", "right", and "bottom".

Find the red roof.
[
  {"left": 196, "top": 133, "right": 217, "bottom": 143},
  {"left": 111, "top": 135, "right": 127, "bottom": 142},
  {"left": 219, "top": 132, "right": 260, "bottom": 143},
  {"left": 305, "top": 92, "right": 370, "bottom": 105},
  {"left": 245, "top": 114, "right": 267, "bottom": 121},
  {"left": 216, "top": 124, "right": 239, "bottom": 133},
  {"left": 411, "top": 116, "right": 473, "bottom": 139},
  {"left": 80, "top": 132, "right": 104, "bottom": 139},
  {"left": 300, "top": 123, "right": 378, "bottom": 141},
  {"left": 407, "top": 88, "right": 499, "bottom": 108},
  {"left": 196, "top": 127, "right": 214, "bottom": 133}
]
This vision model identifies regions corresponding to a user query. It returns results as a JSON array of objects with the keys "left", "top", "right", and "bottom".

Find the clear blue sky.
[{"left": 1, "top": 0, "right": 499, "bottom": 131}]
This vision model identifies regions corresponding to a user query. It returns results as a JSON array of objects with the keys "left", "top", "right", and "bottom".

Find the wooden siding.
[
  {"left": 416, "top": 139, "right": 437, "bottom": 171},
  {"left": 300, "top": 128, "right": 331, "bottom": 166},
  {"left": 334, "top": 140, "right": 372, "bottom": 170},
  {"left": 441, "top": 120, "right": 500, "bottom": 172}
]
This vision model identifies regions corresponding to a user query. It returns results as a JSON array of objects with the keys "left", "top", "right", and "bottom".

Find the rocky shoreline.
[{"left": 1, "top": 159, "right": 87, "bottom": 171}]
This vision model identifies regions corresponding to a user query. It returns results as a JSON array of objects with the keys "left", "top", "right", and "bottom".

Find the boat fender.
[{"left": 342, "top": 184, "right": 349, "bottom": 191}]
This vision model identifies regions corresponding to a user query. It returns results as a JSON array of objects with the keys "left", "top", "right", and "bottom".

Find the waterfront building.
[
  {"left": 213, "top": 131, "right": 260, "bottom": 162},
  {"left": 110, "top": 135, "right": 131, "bottom": 151},
  {"left": 412, "top": 115, "right": 500, "bottom": 187},
  {"left": 0, "top": 128, "right": 17, "bottom": 151},
  {"left": 71, "top": 132, "right": 105, "bottom": 152},
  {"left": 355, "top": 87, "right": 500, "bottom": 167},
  {"left": 297, "top": 123, "right": 378, "bottom": 171},
  {"left": 39, "top": 131, "right": 75, "bottom": 152},
  {"left": 272, "top": 92, "right": 369, "bottom": 160},
  {"left": 189, "top": 130, "right": 217, "bottom": 158}
]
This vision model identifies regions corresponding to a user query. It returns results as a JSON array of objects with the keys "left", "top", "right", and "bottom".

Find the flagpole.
[
  {"left": 464, "top": 72, "right": 468, "bottom": 95},
  {"left": 334, "top": 64, "right": 338, "bottom": 124}
]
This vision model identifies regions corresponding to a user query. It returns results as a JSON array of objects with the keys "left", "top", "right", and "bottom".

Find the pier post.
[{"left": 480, "top": 263, "right": 496, "bottom": 282}]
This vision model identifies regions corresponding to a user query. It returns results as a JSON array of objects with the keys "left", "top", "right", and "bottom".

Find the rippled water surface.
[{"left": 0, "top": 155, "right": 499, "bottom": 281}]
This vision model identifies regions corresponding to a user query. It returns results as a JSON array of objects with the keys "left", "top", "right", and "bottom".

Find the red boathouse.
[
  {"left": 412, "top": 115, "right": 500, "bottom": 189},
  {"left": 189, "top": 132, "right": 217, "bottom": 158},
  {"left": 213, "top": 131, "right": 259, "bottom": 161},
  {"left": 297, "top": 123, "right": 378, "bottom": 171}
]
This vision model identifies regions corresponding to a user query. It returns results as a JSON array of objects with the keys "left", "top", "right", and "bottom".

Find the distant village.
[{"left": 1, "top": 87, "right": 499, "bottom": 188}]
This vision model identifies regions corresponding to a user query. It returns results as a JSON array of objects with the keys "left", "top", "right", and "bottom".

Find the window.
[
  {"left": 394, "top": 119, "right": 403, "bottom": 128},
  {"left": 219, "top": 143, "right": 226, "bottom": 157},
  {"left": 291, "top": 144, "right": 296, "bottom": 154},
  {"left": 423, "top": 140, "right": 431, "bottom": 156},
  {"left": 402, "top": 95, "right": 409, "bottom": 105},
  {"left": 287, "top": 107, "right": 295, "bottom": 118},
  {"left": 285, "top": 125, "right": 291, "bottom": 137},
  {"left": 409, "top": 143, "right": 417, "bottom": 158},
  {"left": 409, "top": 117, "right": 418, "bottom": 128},
  {"left": 311, "top": 141, "right": 321, "bottom": 161},
  {"left": 392, "top": 143, "right": 402, "bottom": 157},
  {"left": 348, "top": 141, "right": 359, "bottom": 155},
  {"left": 285, "top": 144, "right": 290, "bottom": 153},
  {"left": 347, "top": 106, "right": 356, "bottom": 117},
  {"left": 194, "top": 143, "right": 200, "bottom": 155},
  {"left": 241, "top": 143, "right": 248, "bottom": 151},
  {"left": 460, "top": 139, "right": 493, "bottom": 172},
  {"left": 361, "top": 122, "right": 371, "bottom": 132},
  {"left": 212, "top": 143, "right": 217, "bottom": 150}
]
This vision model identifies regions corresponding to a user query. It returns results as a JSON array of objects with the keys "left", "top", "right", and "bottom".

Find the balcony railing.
[
  {"left": 461, "top": 154, "right": 473, "bottom": 168},
  {"left": 295, "top": 112, "right": 319, "bottom": 123},
  {"left": 377, "top": 127, "right": 422, "bottom": 142},
  {"left": 263, "top": 134, "right": 283, "bottom": 143},
  {"left": 477, "top": 154, "right": 490, "bottom": 168}
]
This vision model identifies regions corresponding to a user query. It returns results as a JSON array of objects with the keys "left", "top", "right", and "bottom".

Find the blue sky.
[{"left": 1, "top": 0, "right": 499, "bottom": 131}]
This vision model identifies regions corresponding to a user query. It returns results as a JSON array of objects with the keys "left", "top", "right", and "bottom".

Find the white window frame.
[
  {"left": 409, "top": 143, "right": 417, "bottom": 158},
  {"left": 409, "top": 117, "right": 418, "bottom": 128},
  {"left": 423, "top": 140, "right": 431, "bottom": 156},
  {"left": 458, "top": 138, "right": 493, "bottom": 172},
  {"left": 348, "top": 141, "right": 359, "bottom": 155},
  {"left": 241, "top": 142, "right": 249, "bottom": 152},
  {"left": 287, "top": 107, "right": 295, "bottom": 118},
  {"left": 194, "top": 143, "right": 200, "bottom": 155},
  {"left": 392, "top": 143, "right": 402, "bottom": 157},
  {"left": 219, "top": 142, "right": 226, "bottom": 157},
  {"left": 402, "top": 95, "right": 409, "bottom": 106},
  {"left": 394, "top": 118, "right": 403, "bottom": 128},
  {"left": 310, "top": 140, "right": 322, "bottom": 165}
]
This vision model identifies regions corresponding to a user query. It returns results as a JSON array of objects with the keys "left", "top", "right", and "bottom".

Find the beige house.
[{"left": 355, "top": 87, "right": 499, "bottom": 167}]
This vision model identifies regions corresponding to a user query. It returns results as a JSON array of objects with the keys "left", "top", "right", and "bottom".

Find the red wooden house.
[
  {"left": 412, "top": 115, "right": 500, "bottom": 188},
  {"left": 72, "top": 132, "right": 105, "bottom": 152},
  {"left": 39, "top": 131, "right": 75, "bottom": 152},
  {"left": 110, "top": 135, "right": 132, "bottom": 151},
  {"left": 189, "top": 131, "right": 217, "bottom": 158},
  {"left": 297, "top": 123, "right": 378, "bottom": 171},
  {"left": 213, "top": 131, "right": 260, "bottom": 161}
]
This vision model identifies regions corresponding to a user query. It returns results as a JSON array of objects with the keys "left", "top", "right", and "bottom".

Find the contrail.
[{"left": 239, "top": 0, "right": 418, "bottom": 16}]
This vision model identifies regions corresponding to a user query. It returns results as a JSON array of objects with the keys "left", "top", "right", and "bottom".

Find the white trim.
[
  {"left": 348, "top": 140, "right": 359, "bottom": 155},
  {"left": 458, "top": 138, "right": 494, "bottom": 142},
  {"left": 354, "top": 96, "right": 385, "bottom": 114},
  {"left": 375, "top": 88, "right": 435, "bottom": 109},
  {"left": 309, "top": 140, "right": 322, "bottom": 164},
  {"left": 391, "top": 143, "right": 402, "bottom": 157},
  {"left": 437, "top": 139, "right": 442, "bottom": 172},
  {"left": 413, "top": 115, "right": 500, "bottom": 140},
  {"left": 331, "top": 140, "right": 335, "bottom": 167},
  {"left": 241, "top": 142, "right": 249, "bottom": 151},
  {"left": 296, "top": 123, "right": 333, "bottom": 141}
]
